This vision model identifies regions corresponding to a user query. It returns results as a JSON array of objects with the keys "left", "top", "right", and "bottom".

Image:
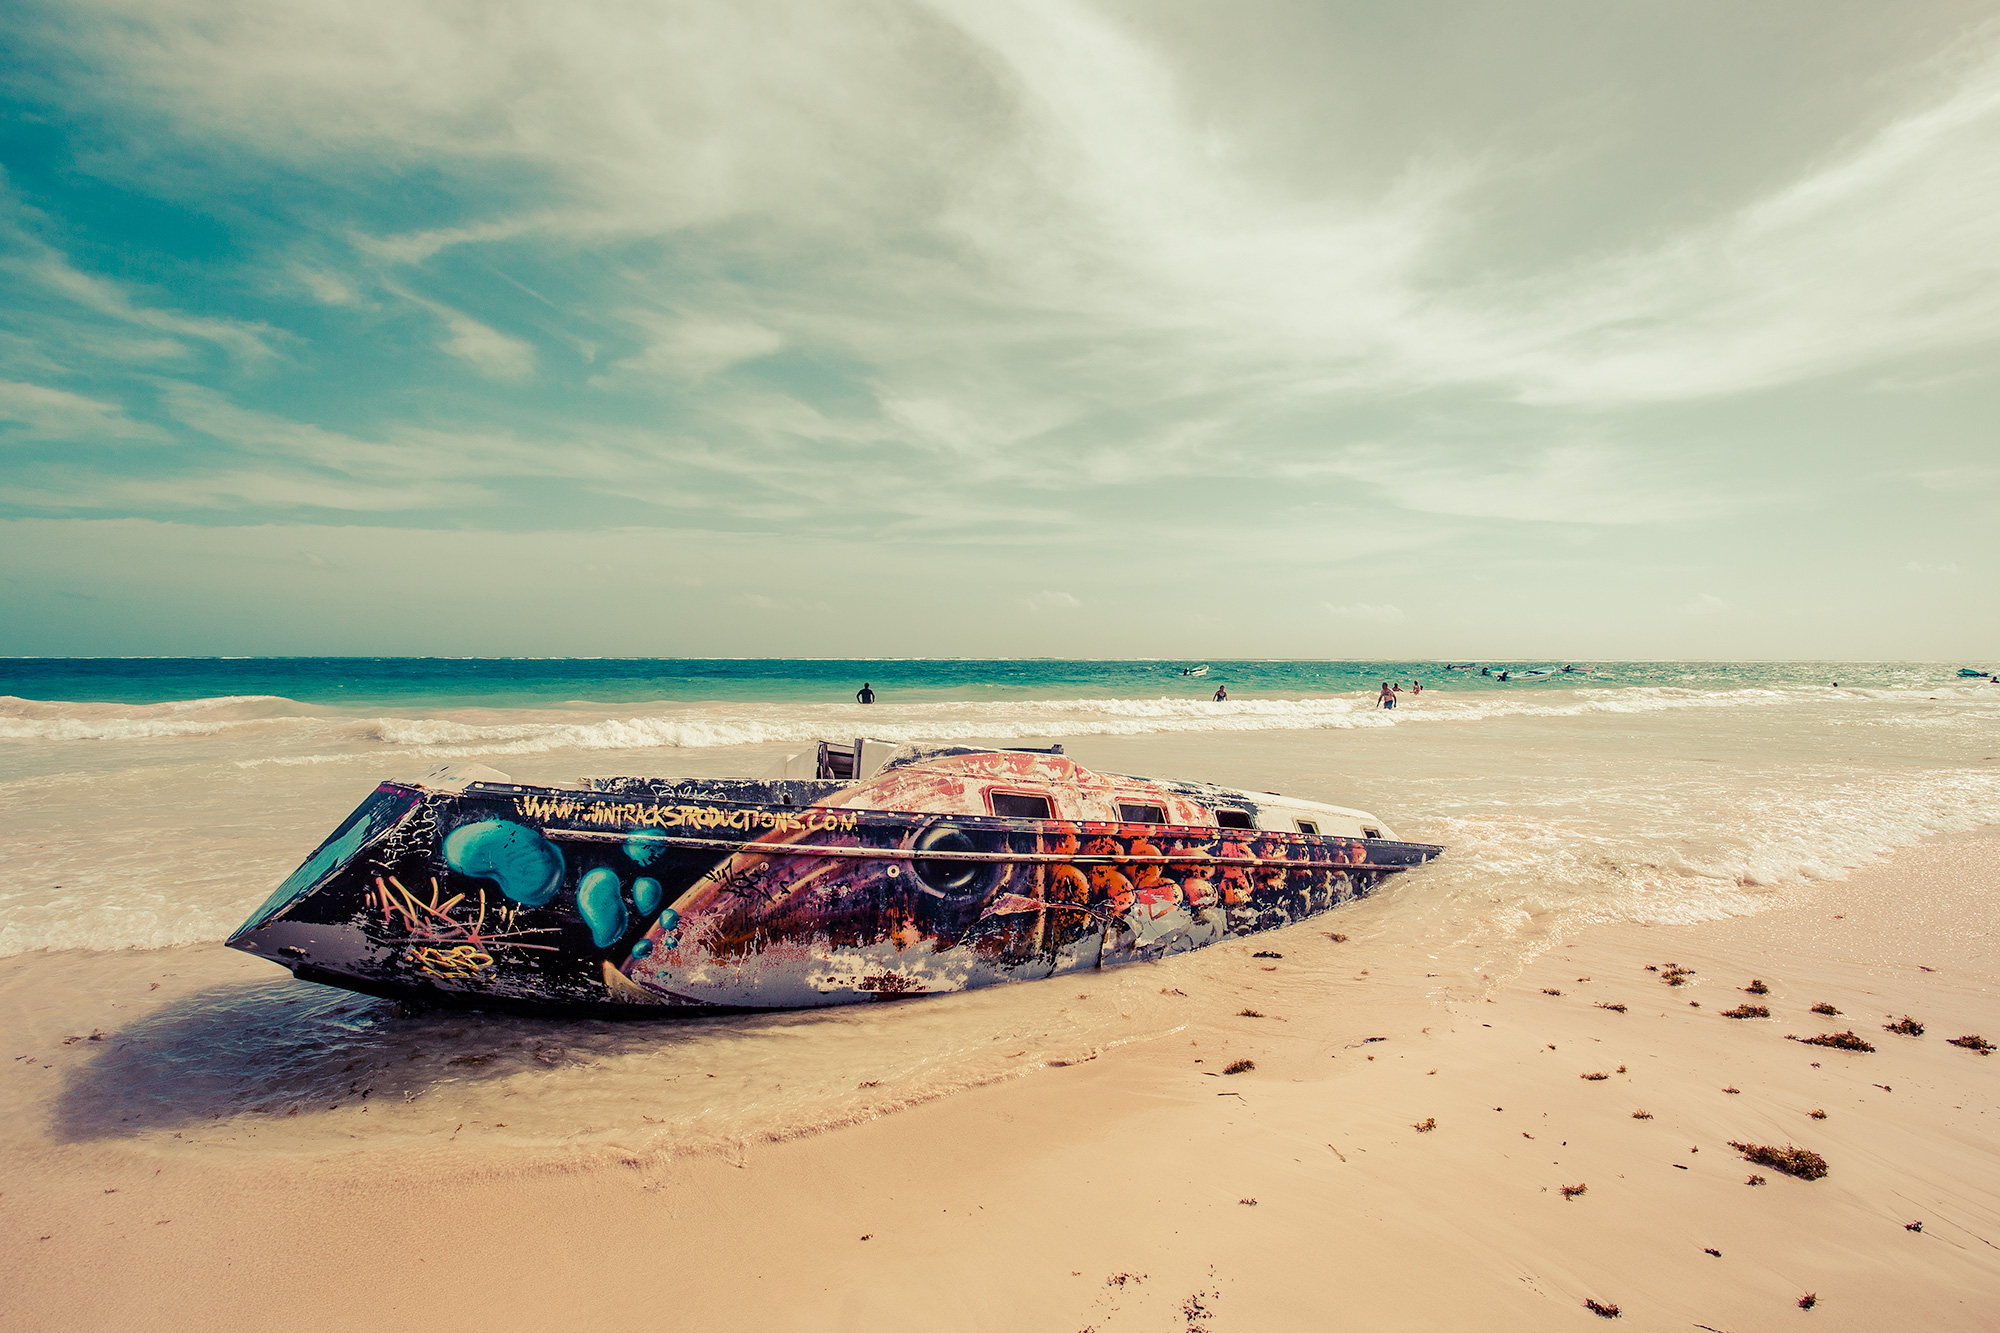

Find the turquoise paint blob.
[
  {"left": 577, "top": 867, "right": 629, "bottom": 948},
  {"left": 632, "top": 877, "right": 663, "bottom": 915},
  {"left": 623, "top": 832, "right": 670, "bottom": 867},
  {"left": 629, "top": 938, "right": 653, "bottom": 959},
  {"left": 441, "top": 820, "right": 565, "bottom": 907}
]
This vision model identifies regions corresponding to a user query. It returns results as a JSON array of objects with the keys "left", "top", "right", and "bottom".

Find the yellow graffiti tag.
[
  {"left": 513, "top": 795, "right": 857, "bottom": 835},
  {"left": 410, "top": 944, "right": 495, "bottom": 979}
]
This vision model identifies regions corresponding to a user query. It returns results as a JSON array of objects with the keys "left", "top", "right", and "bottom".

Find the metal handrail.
[{"left": 539, "top": 826, "right": 1426, "bottom": 872}]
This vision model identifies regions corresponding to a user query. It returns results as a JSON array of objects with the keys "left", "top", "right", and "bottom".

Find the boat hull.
[{"left": 228, "top": 779, "right": 1442, "bottom": 1016}]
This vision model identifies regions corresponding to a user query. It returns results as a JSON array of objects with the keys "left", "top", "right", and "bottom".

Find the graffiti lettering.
[
  {"left": 368, "top": 875, "right": 560, "bottom": 980},
  {"left": 512, "top": 795, "right": 858, "bottom": 836},
  {"left": 410, "top": 944, "right": 495, "bottom": 979}
]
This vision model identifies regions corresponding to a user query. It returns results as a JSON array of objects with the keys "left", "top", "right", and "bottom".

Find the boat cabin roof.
[{"left": 767, "top": 741, "right": 1396, "bottom": 840}]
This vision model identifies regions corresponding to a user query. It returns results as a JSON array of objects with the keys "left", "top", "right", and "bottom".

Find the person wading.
[{"left": 856, "top": 682, "right": 876, "bottom": 705}]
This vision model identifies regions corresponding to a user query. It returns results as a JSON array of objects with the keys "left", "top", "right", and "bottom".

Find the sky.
[{"left": 1, "top": 0, "right": 1997, "bottom": 659}]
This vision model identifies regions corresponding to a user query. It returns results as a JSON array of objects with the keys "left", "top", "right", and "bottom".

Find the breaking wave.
[{"left": 6, "top": 684, "right": 1994, "bottom": 757}]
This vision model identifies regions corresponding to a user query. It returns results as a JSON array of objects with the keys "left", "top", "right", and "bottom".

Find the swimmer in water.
[{"left": 1213, "top": 684, "right": 1228, "bottom": 702}]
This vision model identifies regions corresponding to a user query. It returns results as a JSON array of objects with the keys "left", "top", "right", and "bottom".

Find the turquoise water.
[{"left": 0, "top": 657, "right": 1976, "bottom": 708}]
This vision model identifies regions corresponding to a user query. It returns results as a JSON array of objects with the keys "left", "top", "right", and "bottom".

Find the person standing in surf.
[{"left": 856, "top": 682, "right": 876, "bottom": 704}]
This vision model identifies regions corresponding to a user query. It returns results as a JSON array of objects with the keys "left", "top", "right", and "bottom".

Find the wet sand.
[{"left": 5, "top": 828, "right": 1997, "bottom": 1331}]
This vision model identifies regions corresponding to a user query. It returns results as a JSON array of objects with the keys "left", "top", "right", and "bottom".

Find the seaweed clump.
[
  {"left": 1883, "top": 1015, "right": 1924, "bottom": 1036},
  {"left": 1744, "top": 979, "right": 1769, "bottom": 995},
  {"left": 1580, "top": 1071, "right": 1610, "bottom": 1081},
  {"left": 1810, "top": 1002, "right": 1840, "bottom": 1016},
  {"left": 1630, "top": 1110, "right": 1652, "bottom": 1120},
  {"left": 1582, "top": 1298, "right": 1619, "bottom": 1318},
  {"left": 1237, "top": 1009, "right": 1263, "bottom": 1018},
  {"left": 1560, "top": 1183, "right": 1587, "bottom": 1199},
  {"left": 1660, "top": 964, "right": 1694, "bottom": 987},
  {"left": 1728, "top": 1141, "right": 1829, "bottom": 1181},
  {"left": 1789, "top": 1030, "right": 1875, "bottom": 1052},
  {"left": 1542, "top": 988, "right": 1563, "bottom": 996},
  {"left": 1721, "top": 1004, "right": 1770, "bottom": 1019},
  {"left": 1798, "top": 1293, "right": 1817, "bottom": 1310},
  {"left": 1222, "top": 1058, "right": 1255, "bottom": 1075},
  {"left": 1597, "top": 1002, "right": 1627, "bottom": 1013},
  {"left": 1413, "top": 1117, "right": 1436, "bottom": 1132},
  {"left": 1947, "top": 1034, "right": 1994, "bottom": 1054}
]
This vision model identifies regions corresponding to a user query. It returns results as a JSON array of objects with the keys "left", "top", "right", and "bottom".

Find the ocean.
[{"left": 3, "top": 658, "right": 1996, "bottom": 1165}]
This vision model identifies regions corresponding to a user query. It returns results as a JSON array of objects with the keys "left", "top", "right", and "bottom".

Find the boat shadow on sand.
[{"left": 47, "top": 974, "right": 809, "bottom": 1144}]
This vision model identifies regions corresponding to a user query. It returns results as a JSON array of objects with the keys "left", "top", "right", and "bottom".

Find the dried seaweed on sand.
[
  {"left": 1727, "top": 1141, "right": 1828, "bottom": 1181},
  {"left": 1788, "top": 1030, "right": 1874, "bottom": 1052}
]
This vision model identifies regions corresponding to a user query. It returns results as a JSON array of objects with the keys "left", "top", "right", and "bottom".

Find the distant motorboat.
[
  {"left": 1959, "top": 668, "right": 1988, "bottom": 678},
  {"left": 1181, "top": 665, "right": 1210, "bottom": 677}
]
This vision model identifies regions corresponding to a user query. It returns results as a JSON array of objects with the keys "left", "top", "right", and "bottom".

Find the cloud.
[
  {"left": 6, "top": 0, "right": 2000, "bottom": 661},
  {"left": 295, "top": 266, "right": 362, "bottom": 306},
  {"left": 27, "top": 3, "right": 2000, "bottom": 416},
  {"left": 436, "top": 310, "right": 534, "bottom": 379},
  {"left": 0, "top": 379, "right": 163, "bottom": 441},
  {"left": 1681, "top": 592, "right": 1732, "bottom": 615},
  {"left": 1322, "top": 601, "right": 1405, "bottom": 623},
  {"left": 603, "top": 314, "right": 785, "bottom": 382},
  {"left": 1902, "top": 560, "right": 1960, "bottom": 575},
  {"left": 2, "top": 194, "right": 277, "bottom": 362}
]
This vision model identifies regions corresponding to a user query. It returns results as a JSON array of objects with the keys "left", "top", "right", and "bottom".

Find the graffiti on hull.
[
  {"left": 365, "top": 874, "right": 559, "bottom": 983},
  {"left": 229, "top": 752, "right": 1438, "bottom": 1014}
]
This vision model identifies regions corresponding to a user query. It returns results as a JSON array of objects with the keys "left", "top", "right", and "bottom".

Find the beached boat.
[{"left": 227, "top": 741, "right": 1442, "bottom": 1015}]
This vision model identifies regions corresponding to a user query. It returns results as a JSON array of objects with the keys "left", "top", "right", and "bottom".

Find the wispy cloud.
[
  {"left": 2, "top": 191, "right": 276, "bottom": 362},
  {"left": 6, "top": 2, "right": 1999, "bottom": 654},
  {"left": 0, "top": 379, "right": 163, "bottom": 441}
]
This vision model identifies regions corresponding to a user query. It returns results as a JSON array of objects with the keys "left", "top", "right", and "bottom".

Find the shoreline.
[{"left": 5, "top": 828, "right": 1997, "bottom": 1330}]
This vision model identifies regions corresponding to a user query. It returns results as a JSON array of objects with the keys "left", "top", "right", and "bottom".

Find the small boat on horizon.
[
  {"left": 1180, "top": 664, "right": 1210, "bottom": 677},
  {"left": 228, "top": 741, "right": 1442, "bottom": 1016}
]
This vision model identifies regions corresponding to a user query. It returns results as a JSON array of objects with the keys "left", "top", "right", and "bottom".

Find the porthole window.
[{"left": 912, "top": 823, "right": 989, "bottom": 899}]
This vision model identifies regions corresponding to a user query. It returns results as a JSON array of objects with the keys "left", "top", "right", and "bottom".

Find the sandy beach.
[
  {"left": 10, "top": 0, "right": 2000, "bottom": 1321},
  {"left": 7, "top": 818, "right": 1994, "bottom": 1331}
]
